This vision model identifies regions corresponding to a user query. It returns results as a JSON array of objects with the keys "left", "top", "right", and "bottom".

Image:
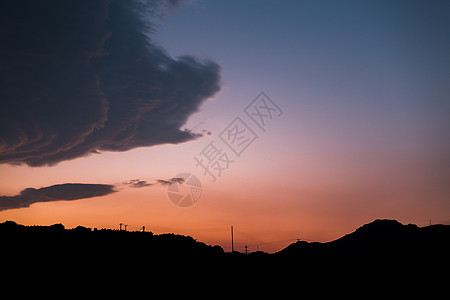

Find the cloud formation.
[
  {"left": 156, "top": 177, "right": 185, "bottom": 185},
  {"left": 123, "top": 177, "right": 184, "bottom": 188},
  {"left": 0, "top": 0, "right": 221, "bottom": 166},
  {"left": 123, "top": 179, "right": 153, "bottom": 188},
  {"left": 0, "top": 183, "right": 116, "bottom": 211}
]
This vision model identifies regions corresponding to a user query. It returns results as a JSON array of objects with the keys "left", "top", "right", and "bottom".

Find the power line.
[
  {"left": 230, "top": 226, "right": 300, "bottom": 253},
  {"left": 233, "top": 227, "right": 266, "bottom": 245},
  {"left": 114, "top": 223, "right": 301, "bottom": 252}
]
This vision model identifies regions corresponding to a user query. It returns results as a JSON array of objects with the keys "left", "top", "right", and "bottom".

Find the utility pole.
[
  {"left": 244, "top": 245, "right": 248, "bottom": 255},
  {"left": 231, "top": 225, "right": 234, "bottom": 252}
]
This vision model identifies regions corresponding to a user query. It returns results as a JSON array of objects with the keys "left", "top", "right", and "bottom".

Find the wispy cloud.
[
  {"left": 156, "top": 178, "right": 185, "bottom": 185},
  {"left": 123, "top": 177, "right": 185, "bottom": 188},
  {"left": 122, "top": 179, "right": 153, "bottom": 188}
]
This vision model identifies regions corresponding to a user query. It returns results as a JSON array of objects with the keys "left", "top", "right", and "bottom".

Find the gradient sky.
[{"left": 1, "top": 0, "right": 449, "bottom": 253}]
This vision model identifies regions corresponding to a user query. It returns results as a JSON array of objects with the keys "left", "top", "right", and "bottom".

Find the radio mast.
[{"left": 231, "top": 225, "right": 234, "bottom": 252}]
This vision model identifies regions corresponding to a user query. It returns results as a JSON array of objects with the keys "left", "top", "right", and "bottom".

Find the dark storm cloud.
[
  {"left": 0, "top": 183, "right": 116, "bottom": 211},
  {"left": 0, "top": 0, "right": 221, "bottom": 166}
]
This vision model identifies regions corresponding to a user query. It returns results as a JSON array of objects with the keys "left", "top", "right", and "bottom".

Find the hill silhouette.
[
  {"left": 2, "top": 219, "right": 449, "bottom": 263},
  {"left": 276, "top": 219, "right": 450, "bottom": 262},
  {"left": 0, "top": 221, "right": 224, "bottom": 262}
]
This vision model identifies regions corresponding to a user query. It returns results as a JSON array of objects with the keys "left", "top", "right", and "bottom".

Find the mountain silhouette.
[{"left": 277, "top": 219, "right": 450, "bottom": 262}]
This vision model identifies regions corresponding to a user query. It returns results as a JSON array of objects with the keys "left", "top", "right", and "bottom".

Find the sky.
[{"left": 0, "top": 0, "right": 449, "bottom": 253}]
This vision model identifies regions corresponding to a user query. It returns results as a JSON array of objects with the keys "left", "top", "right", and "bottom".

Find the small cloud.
[
  {"left": 0, "top": 183, "right": 116, "bottom": 211},
  {"left": 123, "top": 177, "right": 185, "bottom": 188},
  {"left": 123, "top": 179, "right": 153, "bottom": 188},
  {"left": 157, "top": 177, "right": 185, "bottom": 186},
  {"left": 156, "top": 179, "right": 172, "bottom": 185}
]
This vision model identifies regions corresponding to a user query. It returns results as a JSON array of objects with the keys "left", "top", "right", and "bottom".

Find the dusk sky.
[{"left": 1, "top": 0, "right": 449, "bottom": 252}]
